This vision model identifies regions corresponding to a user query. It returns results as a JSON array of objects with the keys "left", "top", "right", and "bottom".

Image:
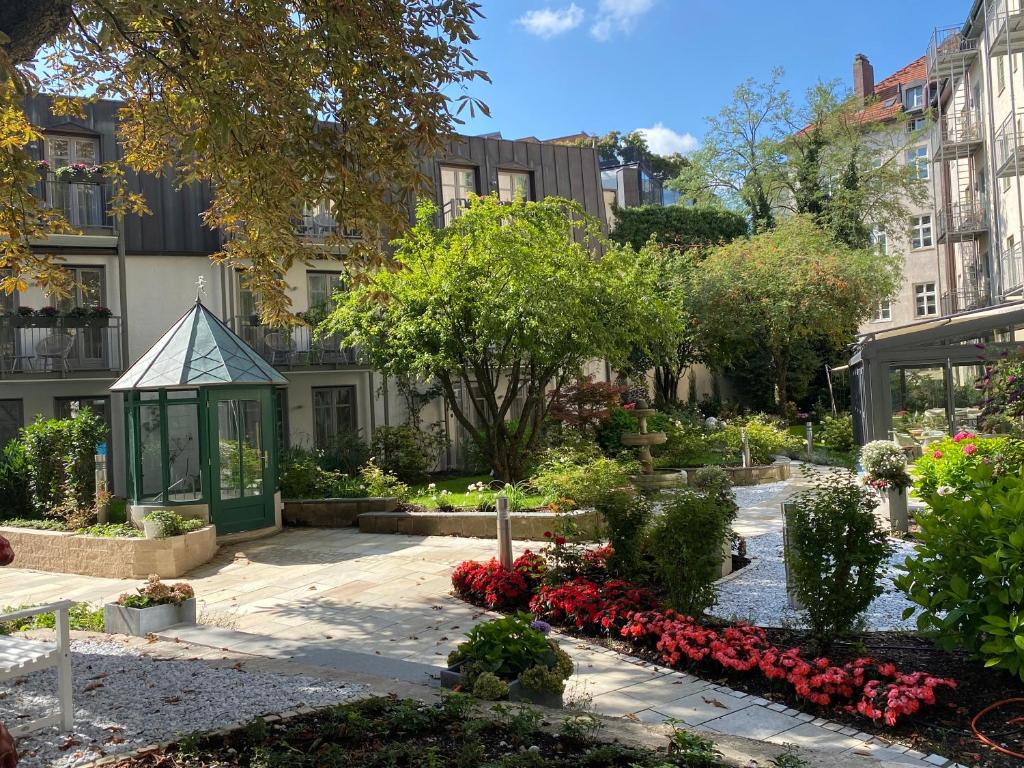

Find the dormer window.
[
  {"left": 905, "top": 85, "right": 925, "bottom": 110},
  {"left": 440, "top": 165, "right": 476, "bottom": 224},
  {"left": 497, "top": 171, "right": 530, "bottom": 203}
]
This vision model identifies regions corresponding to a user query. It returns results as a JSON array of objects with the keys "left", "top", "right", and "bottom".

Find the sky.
[{"left": 453, "top": 0, "right": 970, "bottom": 152}]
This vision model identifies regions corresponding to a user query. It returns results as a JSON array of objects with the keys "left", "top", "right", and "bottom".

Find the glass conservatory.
[
  {"left": 111, "top": 300, "right": 287, "bottom": 535},
  {"left": 848, "top": 300, "right": 1024, "bottom": 451}
]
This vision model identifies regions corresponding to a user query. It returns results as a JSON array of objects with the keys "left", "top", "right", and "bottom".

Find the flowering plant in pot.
[
  {"left": 860, "top": 440, "right": 912, "bottom": 533},
  {"left": 104, "top": 574, "right": 196, "bottom": 636},
  {"left": 441, "top": 613, "right": 574, "bottom": 706}
]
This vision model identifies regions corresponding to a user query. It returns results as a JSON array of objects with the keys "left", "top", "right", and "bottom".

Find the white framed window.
[
  {"left": 307, "top": 271, "right": 344, "bottom": 311},
  {"left": 497, "top": 171, "right": 530, "bottom": 203},
  {"left": 906, "top": 146, "right": 929, "bottom": 180},
  {"left": 312, "top": 386, "right": 358, "bottom": 451},
  {"left": 905, "top": 85, "right": 925, "bottom": 109},
  {"left": 911, "top": 215, "right": 933, "bottom": 249},
  {"left": 869, "top": 227, "right": 888, "bottom": 254},
  {"left": 440, "top": 165, "right": 476, "bottom": 224},
  {"left": 874, "top": 301, "right": 893, "bottom": 322},
  {"left": 914, "top": 282, "right": 938, "bottom": 317},
  {"left": 907, "top": 116, "right": 926, "bottom": 134}
]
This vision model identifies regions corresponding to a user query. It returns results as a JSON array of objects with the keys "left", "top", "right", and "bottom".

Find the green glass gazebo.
[{"left": 111, "top": 300, "right": 288, "bottom": 535}]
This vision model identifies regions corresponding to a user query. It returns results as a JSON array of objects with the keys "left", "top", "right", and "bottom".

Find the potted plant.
[
  {"left": 103, "top": 575, "right": 196, "bottom": 636},
  {"left": 860, "top": 440, "right": 913, "bottom": 534},
  {"left": 88, "top": 306, "right": 113, "bottom": 327},
  {"left": 62, "top": 306, "right": 91, "bottom": 328},
  {"left": 142, "top": 509, "right": 205, "bottom": 539},
  {"left": 34, "top": 306, "right": 60, "bottom": 328},
  {"left": 441, "top": 613, "right": 574, "bottom": 707}
]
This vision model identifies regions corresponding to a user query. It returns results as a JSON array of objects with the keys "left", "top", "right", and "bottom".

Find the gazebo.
[{"left": 111, "top": 300, "right": 287, "bottom": 536}]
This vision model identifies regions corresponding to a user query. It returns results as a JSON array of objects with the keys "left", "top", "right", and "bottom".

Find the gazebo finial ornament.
[{"left": 195, "top": 275, "right": 207, "bottom": 302}]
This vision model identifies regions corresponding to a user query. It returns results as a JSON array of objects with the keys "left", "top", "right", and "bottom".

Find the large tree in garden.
[
  {"left": 327, "top": 195, "right": 668, "bottom": 480},
  {"left": 690, "top": 215, "right": 900, "bottom": 415},
  {"left": 0, "top": 1, "right": 487, "bottom": 320}
]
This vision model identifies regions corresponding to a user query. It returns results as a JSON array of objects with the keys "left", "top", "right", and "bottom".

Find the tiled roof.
[{"left": 855, "top": 56, "right": 927, "bottom": 125}]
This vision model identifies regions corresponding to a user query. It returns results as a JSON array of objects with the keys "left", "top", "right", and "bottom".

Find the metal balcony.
[
  {"left": 1000, "top": 241, "right": 1024, "bottom": 294},
  {"left": 30, "top": 172, "right": 117, "bottom": 245},
  {"left": 928, "top": 27, "right": 980, "bottom": 73},
  {"left": 941, "top": 287, "right": 991, "bottom": 315},
  {"left": 232, "top": 317, "right": 363, "bottom": 369},
  {"left": 937, "top": 202, "right": 988, "bottom": 243},
  {"left": 995, "top": 110, "right": 1024, "bottom": 178},
  {"left": 988, "top": 0, "right": 1024, "bottom": 54},
  {"left": 0, "top": 316, "right": 123, "bottom": 379},
  {"left": 932, "top": 113, "right": 985, "bottom": 161}
]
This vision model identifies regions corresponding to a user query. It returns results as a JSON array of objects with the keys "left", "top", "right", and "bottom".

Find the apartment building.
[{"left": 0, "top": 95, "right": 608, "bottom": 497}]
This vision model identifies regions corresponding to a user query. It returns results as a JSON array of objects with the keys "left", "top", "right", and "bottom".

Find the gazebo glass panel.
[
  {"left": 167, "top": 402, "right": 201, "bottom": 502},
  {"left": 217, "top": 400, "right": 242, "bottom": 500},
  {"left": 890, "top": 366, "right": 948, "bottom": 438},
  {"left": 241, "top": 400, "right": 264, "bottom": 497},
  {"left": 952, "top": 364, "right": 985, "bottom": 432},
  {"left": 139, "top": 401, "right": 163, "bottom": 501}
]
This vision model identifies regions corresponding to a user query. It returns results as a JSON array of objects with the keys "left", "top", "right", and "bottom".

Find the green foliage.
[
  {"left": 316, "top": 428, "right": 371, "bottom": 475},
  {"left": 610, "top": 205, "right": 748, "bottom": 252},
  {"left": 648, "top": 487, "right": 737, "bottom": 615},
  {"left": 370, "top": 424, "right": 446, "bottom": 483},
  {"left": 21, "top": 409, "right": 107, "bottom": 524},
  {"left": 0, "top": 602, "right": 104, "bottom": 635},
  {"left": 897, "top": 465, "right": 1024, "bottom": 679},
  {"left": 470, "top": 671, "right": 510, "bottom": 701},
  {"left": 77, "top": 522, "right": 142, "bottom": 538},
  {"left": 978, "top": 350, "right": 1024, "bottom": 433},
  {"left": 722, "top": 415, "right": 801, "bottom": 465},
  {"left": 142, "top": 510, "right": 205, "bottom": 538},
  {"left": 595, "top": 489, "right": 652, "bottom": 580},
  {"left": 531, "top": 449, "right": 638, "bottom": 510},
  {"left": 0, "top": 441, "right": 32, "bottom": 520},
  {"left": 819, "top": 413, "right": 854, "bottom": 453},
  {"left": 278, "top": 447, "right": 368, "bottom": 499},
  {"left": 914, "top": 436, "right": 1024, "bottom": 496},
  {"left": 787, "top": 472, "right": 891, "bottom": 640},
  {"left": 667, "top": 721, "right": 721, "bottom": 765},
  {"left": 328, "top": 195, "right": 669, "bottom": 481},
  {"left": 359, "top": 459, "right": 410, "bottom": 501},
  {"left": 448, "top": 614, "right": 568, "bottom": 689},
  {"left": 0, "top": 517, "right": 67, "bottom": 531},
  {"left": 690, "top": 465, "right": 732, "bottom": 497},
  {"left": 559, "top": 713, "right": 603, "bottom": 745}
]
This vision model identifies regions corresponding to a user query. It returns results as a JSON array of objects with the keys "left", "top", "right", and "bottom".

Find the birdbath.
[{"left": 619, "top": 400, "right": 685, "bottom": 491}]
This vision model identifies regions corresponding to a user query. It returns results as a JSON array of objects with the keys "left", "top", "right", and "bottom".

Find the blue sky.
[{"left": 454, "top": 0, "right": 968, "bottom": 152}]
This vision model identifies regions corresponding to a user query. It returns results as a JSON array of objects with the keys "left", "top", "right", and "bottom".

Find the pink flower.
[
  {"left": 963, "top": 443, "right": 978, "bottom": 456},
  {"left": 932, "top": 450, "right": 943, "bottom": 459}
]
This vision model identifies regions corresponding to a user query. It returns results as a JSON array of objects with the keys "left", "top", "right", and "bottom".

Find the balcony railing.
[
  {"left": 937, "top": 201, "right": 988, "bottom": 241},
  {"left": 995, "top": 110, "right": 1024, "bottom": 177},
  {"left": 0, "top": 316, "right": 122, "bottom": 378},
  {"left": 440, "top": 197, "right": 470, "bottom": 226},
  {"left": 1000, "top": 241, "right": 1024, "bottom": 294},
  {"left": 33, "top": 172, "right": 115, "bottom": 235},
  {"left": 941, "top": 284, "right": 991, "bottom": 315},
  {"left": 295, "top": 213, "right": 361, "bottom": 244},
  {"left": 987, "top": 0, "right": 1024, "bottom": 54},
  {"left": 232, "top": 317, "right": 362, "bottom": 368},
  {"left": 928, "top": 26, "right": 980, "bottom": 73}
]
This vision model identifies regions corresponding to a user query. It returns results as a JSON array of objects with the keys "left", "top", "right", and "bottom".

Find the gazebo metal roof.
[{"left": 111, "top": 301, "right": 287, "bottom": 391}]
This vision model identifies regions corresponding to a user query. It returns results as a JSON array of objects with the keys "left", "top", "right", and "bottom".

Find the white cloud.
[
  {"left": 635, "top": 123, "right": 699, "bottom": 155},
  {"left": 590, "top": 0, "right": 654, "bottom": 41},
  {"left": 518, "top": 3, "right": 585, "bottom": 39}
]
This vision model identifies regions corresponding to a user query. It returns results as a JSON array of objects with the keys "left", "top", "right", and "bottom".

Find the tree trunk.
[
  {"left": 654, "top": 365, "right": 680, "bottom": 407},
  {"left": 1, "top": 0, "right": 72, "bottom": 65}
]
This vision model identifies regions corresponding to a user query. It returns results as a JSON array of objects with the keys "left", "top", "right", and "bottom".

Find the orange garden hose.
[{"left": 971, "top": 698, "right": 1024, "bottom": 760}]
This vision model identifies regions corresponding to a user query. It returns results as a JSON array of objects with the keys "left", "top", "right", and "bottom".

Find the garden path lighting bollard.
[
  {"left": 740, "top": 428, "right": 751, "bottom": 468},
  {"left": 496, "top": 495, "right": 513, "bottom": 569},
  {"left": 781, "top": 502, "right": 803, "bottom": 610},
  {"left": 805, "top": 421, "right": 814, "bottom": 460}
]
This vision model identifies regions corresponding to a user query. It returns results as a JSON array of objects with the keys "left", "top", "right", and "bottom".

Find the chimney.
[{"left": 853, "top": 53, "right": 875, "bottom": 103}]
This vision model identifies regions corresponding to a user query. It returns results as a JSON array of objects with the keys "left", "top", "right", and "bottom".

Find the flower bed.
[{"left": 451, "top": 553, "right": 956, "bottom": 728}]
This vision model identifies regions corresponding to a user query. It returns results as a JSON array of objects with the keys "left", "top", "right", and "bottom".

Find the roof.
[
  {"left": 111, "top": 301, "right": 287, "bottom": 390},
  {"left": 854, "top": 56, "right": 927, "bottom": 125}
]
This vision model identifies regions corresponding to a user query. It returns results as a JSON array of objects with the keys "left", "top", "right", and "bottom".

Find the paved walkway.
[{"left": 0, "top": 469, "right": 957, "bottom": 767}]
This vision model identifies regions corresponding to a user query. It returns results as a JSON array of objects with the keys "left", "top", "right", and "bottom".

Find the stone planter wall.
[
  {"left": 676, "top": 460, "right": 791, "bottom": 487},
  {"left": 0, "top": 525, "right": 218, "bottom": 579},
  {"left": 358, "top": 509, "right": 603, "bottom": 541},
  {"left": 283, "top": 497, "right": 400, "bottom": 528}
]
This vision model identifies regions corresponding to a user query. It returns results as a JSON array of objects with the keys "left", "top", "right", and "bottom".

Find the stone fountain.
[{"left": 619, "top": 400, "right": 687, "bottom": 492}]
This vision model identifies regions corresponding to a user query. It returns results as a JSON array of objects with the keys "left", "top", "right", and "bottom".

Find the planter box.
[
  {"left": 879, "top": 488, "right": 909, "bottom": 534},
  {"left": 0, "top": 524, "right": 218, "bottom": 579},
  {"left": 358, "top": 508, "right": 602, "bottom": 541},
  {"left": 104, "top": 598, "right": 196, "bottom": 637},
  {"left": 439, "top": 663, "right": 563, "bottom": 708},
  {"left": 283, "top": 497, "right": 400, "bottom": 528}
]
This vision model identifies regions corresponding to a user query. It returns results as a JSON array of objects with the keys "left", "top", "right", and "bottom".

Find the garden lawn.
[{"left": 408, "top": 474, "right": 546, "bottom": 511}]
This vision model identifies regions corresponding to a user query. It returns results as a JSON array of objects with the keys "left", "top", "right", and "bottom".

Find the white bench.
[{"left": 0, "top": 601, "right": 74, "bottom": 736}]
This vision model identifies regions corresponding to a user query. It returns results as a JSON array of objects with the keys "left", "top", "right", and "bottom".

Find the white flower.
[
  {"left": 936, "top": 485, "right": 955, "bottom": 496},
  {"left": 427, "top": 483, "right": 436, "bottom": 490}
]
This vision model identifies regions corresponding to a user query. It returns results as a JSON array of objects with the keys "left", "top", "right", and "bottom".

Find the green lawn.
[{"left": 408, "top": 474, "right": 547, "bottom": 511}]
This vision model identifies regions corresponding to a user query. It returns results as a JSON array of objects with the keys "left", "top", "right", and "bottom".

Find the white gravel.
[
  {"left": 2, "top": 638, "right": 366, "bottom": 768},
  {"left": 712, "top": 531, "right": 921, "bottom": 631},
  {"left": 732, "top": 481, "right": 788, "bottom": 509}
]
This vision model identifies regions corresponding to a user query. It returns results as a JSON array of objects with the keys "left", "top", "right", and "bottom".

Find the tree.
[
  {"left": 690, "top": 215, "right": 900, "bottom": 415},
  {"left": 559, "top": 130, "right": 689, "bottom": 182},
  {"left": 0, "top": 1, "right": 488, "bottom": 320},
  {"left": 609, "top": 205, "right": 748, "bottom": 252},
  {"left": 327, "top": 195, "right": 666, "bottom": 480}
]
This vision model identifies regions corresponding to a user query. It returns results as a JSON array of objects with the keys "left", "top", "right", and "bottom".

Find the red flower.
[
  {"left": 554, "top": 536, "right": 567, "bottom": 546},
  {"left": 543, "top": 531, "right": 552, "bottom": 538}
]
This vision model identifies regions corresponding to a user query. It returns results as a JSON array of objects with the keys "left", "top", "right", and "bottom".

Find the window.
[
  {"left": 999, "top": 56, "right": 1007, "bottom": 92},
  {"left": 870, "top": 227, "right": 888, "bottom": 254},
  {"left": 914, "top": 282, "right": 938, "bottom": 317},
  {"left": 312, "top": 386, "right": 357, "bottom": 451},
  {"left": 1004, "top": 175, "right": 1012, "bottom": 193},
  {"left": 905, "top": 85, "right": 925, "bottom": 110},
  {"left": 874, "top": 301, "right": 893, "bottom": 322},
  {"left": 906, "top": 146, "right": 929, "bottom": 180},
  {"left": 307, "top": 272, "right": 344, "bottom": 312},
  {"left": 43, "top": 135, "right": 103, "bottom": 228},
  {"left": 440, "top": 165, "right": 476, "bottom": 224},
  {"left": 0, "top": 400, "right": 23, "bottom": 448},
  {"left": 907, "top": 116, "right": 926, "bottom": 134},
  {"left": 911, "top": 215, "right": 933, "bottom": 249},
  {"left": 497, "top": 171, "right": 530, "bottom": 203}
]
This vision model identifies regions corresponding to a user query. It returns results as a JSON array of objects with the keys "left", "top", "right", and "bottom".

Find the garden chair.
[
  {"left": 0, "top": 601, "right": 74, "bottom": 735},
  {"left": 35, "top": 333, "right": 75, "bottom": 373},
  {"left": 263, "top": 332, "right": 296, "bottom": 366}
]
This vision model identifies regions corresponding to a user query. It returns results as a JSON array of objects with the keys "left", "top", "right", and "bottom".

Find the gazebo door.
[{"left": 208, "top": 388, "right": 275, "bottom": 534}]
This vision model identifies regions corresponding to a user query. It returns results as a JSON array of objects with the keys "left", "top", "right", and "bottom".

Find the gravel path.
[
  {"left": 2, "top": 639, "right": 366, "bottom": 768},
  {"left": 732, "top": 481, "right": 788, "bottom": 508},
  {"left": 712, "top": 531, "right": 921, "bottom": 631}
]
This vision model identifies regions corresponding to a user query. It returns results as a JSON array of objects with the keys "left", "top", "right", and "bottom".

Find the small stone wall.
[
  {"left": 283, "top": 497, "right": 401, "bottom": 528},
  {"left": 0, "top": 525, "right": 218, "bottom": 579},
  {"left": 679, "top": 460, "right": 791, "bottom": 487},
  {"left": 358, "top": 509, "right": 603, "bottom": 541}
]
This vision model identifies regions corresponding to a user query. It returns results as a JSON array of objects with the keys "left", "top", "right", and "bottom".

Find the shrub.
[
  {"left": 317, "top": 428, "right": 370, "bottom": 474},
  {"left": 531, "top": 450, "right": 638, "bottom": 509},
  {"left": 786, "top": 472, "right": 891, "bottom": 640},
  {"left": 647, "top": 487, "right": 736, "bottom": 615},
  {"left": 595, "top": 488, "right": 651, "bottom": 580},
  {"left": 359, "top": 459, "right": 409, "bottom": 500},
  {"left": 278, "top": 447, "right": 367, "bottom": 499},
  {"left": 898, "top": 464, "right": 1024, "bottom": 680},
  {"left": 116, "top": 574, "right": 194, "bottom": 609},
  {"left": 978, "top": 350, "right": 1024, "bottom": 433},
  {"left": 859, "top": 440, "right": 911, "bottom": 491},
  {"left": 142, "top": 510, "right": 205, "bottom": 538},
  {"left": 654, "top": 417, "right": 717, "bottom": 467},
  {"left": 369, "top": 424, "right": 446, "bottom": 483},
  {"left": 0, "top": 517, "right": 66, "bottom": 531},
  {"left": 470, "top": 671, "right": 509, "bottom": 700},
  {"left": 722, "top": 415, "right": 800, "bottom": 465},
  {"left": 548, "top": 375, "right": 625, "bottom": 432},
  {"left": 819, "top": 413, "right": 855, "bottom": 453},
  {"left": 0, "top": 441, "right": 32, "bottom": 520},
  {"left": 690, "top": 465, "right": 732, "bottom": 498},
  {"left": 913, "top": 434, "right": 1024, "bottom": 496},
  {"left": 595, "top": 406, "right": 639, "bottom": 455},
  {"left": 0, "top": 602, "right": 104, "bottom": 635},
  {"left": 77, "top": 522, "right": 142, "bottom": 538}
]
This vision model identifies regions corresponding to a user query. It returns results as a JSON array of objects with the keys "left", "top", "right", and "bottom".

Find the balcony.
[
  {"left": 988, "top": 0, "right": 1024, "bottom": 53},
  {"left": 439, "top": 197, "right": 470, "bottom": 226},
  {"left": 0, "top": 316, "right": 122, "bottom": 379},
  {"left": 1000, "top": 241, "right": 1024, "bottom": 294},
  {"left": 995, "top": 110, "right": 1024, "bottom": 178},
  {"left": 941, "top": 287, "right": 991, "bottom": 315},
  {"left": 937, "top": 201, "right": 988, "bottom": 242},
  {"left": 31, "top": 171, "right": 117, "bottom": 247},
  {"left": 232, "top": 317, "right": 363, "bottom": 369},
  {"left": 932, "top": 112, "right": 984, "bottom": 161},
  {"left": 928, "top": 27, "right": 980, "bottom": 73},
  {"left": 296, "top": 212, "right": 361, "bottom": 245}
]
